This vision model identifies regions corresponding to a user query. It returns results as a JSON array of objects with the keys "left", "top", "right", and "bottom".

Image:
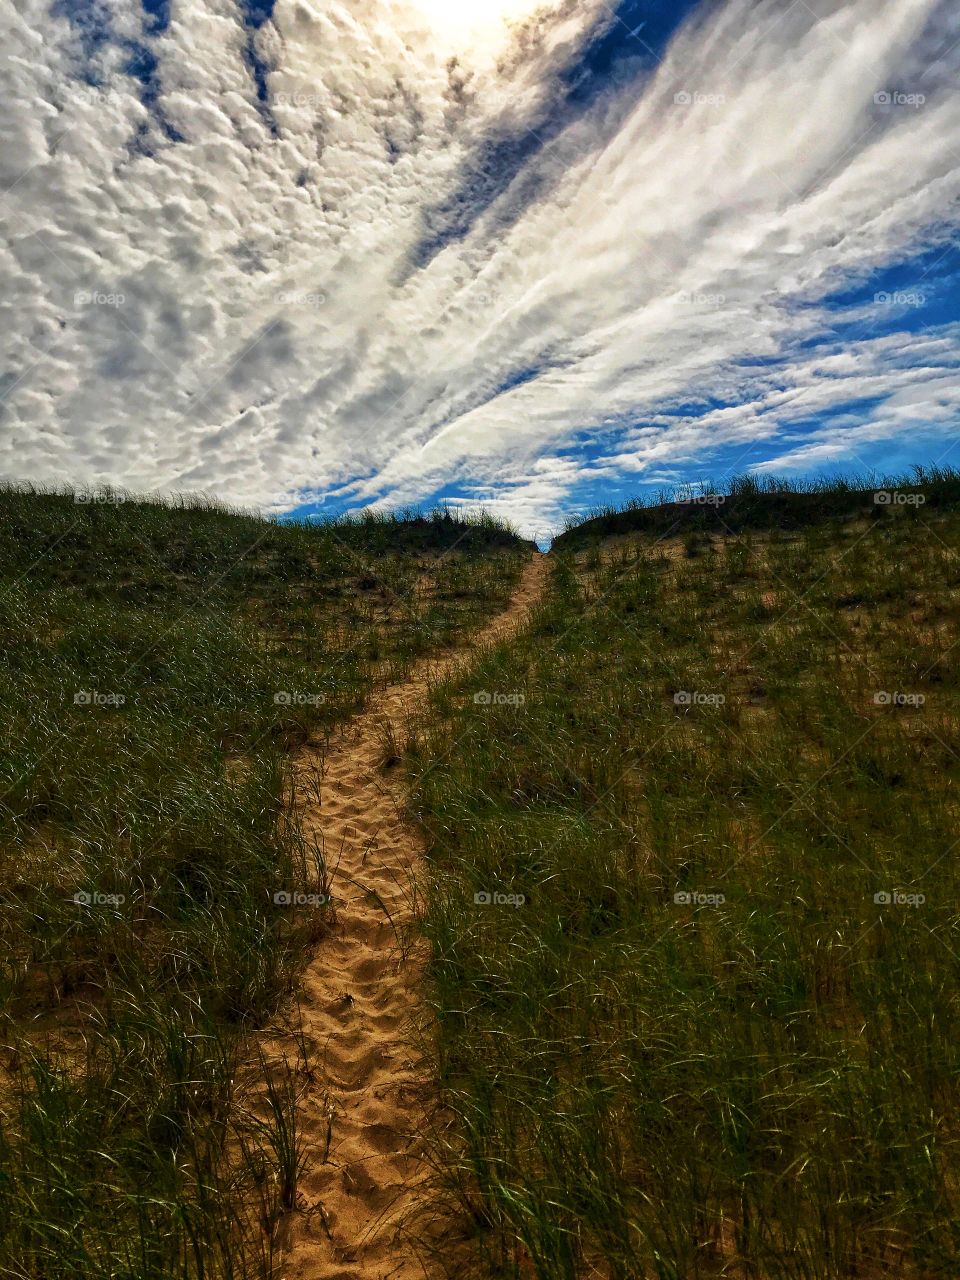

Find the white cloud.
[{"left": 0, "top": 0, "right": 957, "bottom": 536}]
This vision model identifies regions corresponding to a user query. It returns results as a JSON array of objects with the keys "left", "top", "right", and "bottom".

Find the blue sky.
[{"left": 1, "top": 0, "right": 958, "bottom": 535}]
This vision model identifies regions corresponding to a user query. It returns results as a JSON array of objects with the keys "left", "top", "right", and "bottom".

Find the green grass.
[
  {"left": 0, "top": 485, "right": 527, "bottom": 1279},
  {"left": 410, "top": 477, "right": 960, "bottom": 1279},
  {"left": 554, "top": 465, "right": 960, "bottom": 550}
]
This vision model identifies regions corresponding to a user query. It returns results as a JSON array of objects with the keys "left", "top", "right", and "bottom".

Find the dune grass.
[
  {"left": 410, "top": 478, "right": 960, "bottom": 1279},
  {"left": 554, "top": 465, "right": 960, "bottom": 550},
  {"left": 0, "top": 485, "right": 527, "bottom": 1278}
]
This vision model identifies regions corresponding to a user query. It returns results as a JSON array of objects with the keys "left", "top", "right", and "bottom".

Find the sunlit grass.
[
  {"left": 0, "top": 484, "right": 527, "bottom": 1278},
  {"left": 411, "top": 474, "right": 960, "bottom": 1279}
]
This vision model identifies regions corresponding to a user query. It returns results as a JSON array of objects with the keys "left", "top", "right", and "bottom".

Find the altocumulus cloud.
[{"left": 1, "top": 0, "right": 958, "bottom": 535}]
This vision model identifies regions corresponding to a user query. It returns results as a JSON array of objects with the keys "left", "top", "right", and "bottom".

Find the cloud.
[{"left": 0, "top": 0, "right": 957, "bottom": 535}]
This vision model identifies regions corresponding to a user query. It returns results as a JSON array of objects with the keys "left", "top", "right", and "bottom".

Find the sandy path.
[{"left": 283, "top": 553, "right": 548, "bottom": 1280}]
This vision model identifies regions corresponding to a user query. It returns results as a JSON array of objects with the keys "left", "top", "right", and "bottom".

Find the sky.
[{"left": 1, "top": 0, "right": 958, "bottom": 539}]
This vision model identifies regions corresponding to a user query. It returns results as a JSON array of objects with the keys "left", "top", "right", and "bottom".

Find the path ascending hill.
[{"left": 285, "top": 552, "right": 549, "bottom": 1280}]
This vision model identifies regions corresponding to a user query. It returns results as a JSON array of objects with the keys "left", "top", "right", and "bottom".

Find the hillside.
[
  {"left": 4, "top": 475, "right": 960, "bottom": 1280},
  {"left": 0, "top": 486, "right": 528, "bottom": 1279},
  {"left": 410, "top": 477, "right": 960, "bottom": 1279},
  {"left": 553, "top": 467, "right": 960, "bottom": 551}
]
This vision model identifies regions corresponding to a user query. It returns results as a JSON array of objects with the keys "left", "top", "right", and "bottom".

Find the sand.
[{"left": 282, "top": 552, "right": 548, "bottom": 1280}]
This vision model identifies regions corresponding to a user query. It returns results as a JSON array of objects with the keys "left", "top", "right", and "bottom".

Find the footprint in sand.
[{"left": 280, "top": 554, "right": 548, "bottom": 1280}]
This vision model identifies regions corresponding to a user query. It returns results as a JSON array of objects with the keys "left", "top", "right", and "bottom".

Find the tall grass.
[
  {"left": 411, "top": 482, "right": 960, "bottom": 1279},
  {"left": 0, "top": 485, "right": 527, "bottom": 1278},
  {"left": 555, "top": 465, "right": 960, "bottom": 549}
]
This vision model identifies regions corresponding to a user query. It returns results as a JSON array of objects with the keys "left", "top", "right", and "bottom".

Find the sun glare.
[{"left": 407, "top": 0, "right": 546, "bottom": 40}]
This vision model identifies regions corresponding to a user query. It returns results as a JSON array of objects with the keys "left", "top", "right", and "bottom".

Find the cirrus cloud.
[{"left": 0, "top": 0, "right": 958, "bottom": 535}]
